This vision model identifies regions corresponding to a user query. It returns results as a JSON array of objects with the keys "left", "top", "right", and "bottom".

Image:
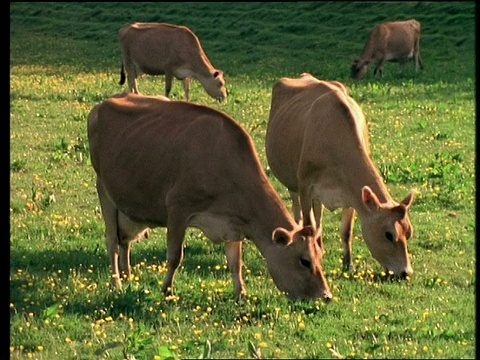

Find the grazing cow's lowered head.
[
  {"left": 87, "top": 92, "right": 331, "bottom": 302},
  {"left": 351, "top": 19, "right": 423, "bottom": 80},
  {"left": 118, "top": 22, "right": 227, "bottom": 102},
  {"left": 267, "top": 224, "right": 331, "bottom": 300},
  {"left": 358, "top": 186, "right": 414, "bottom": 278}
]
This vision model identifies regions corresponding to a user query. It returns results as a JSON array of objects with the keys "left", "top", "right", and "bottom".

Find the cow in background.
[
  {"left": 118, "top": 22, "right": 227, "bottom": 101},
  {"left": 351, "top": 19, "right": 423, "bottom": 79}
]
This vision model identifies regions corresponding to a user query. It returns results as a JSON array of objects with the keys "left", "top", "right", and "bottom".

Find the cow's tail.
[{"left": 119, "top": 62, "right": 126, "bottom": 85}]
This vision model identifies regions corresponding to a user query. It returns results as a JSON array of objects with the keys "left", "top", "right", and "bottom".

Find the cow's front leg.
[
  {"left": 106, "top": 231, "right": 122, "bottom": 288},
  {"left": 161, "top": 220, "right": 186, "bottom": 296},
  {"left": 165, "top": 73, "right": 174, "bottom": 98},
  {"left": 289, "top": 190, "right": 302, "bottom": 224},
  {"left": 340, "top": 207, "right": 355, "bottom": 272},
  {"left": 224, "top": 240, "right": 246, "bottom": 299},
  {"left": 117, "top": 213, "right": 150, "bottom": 282},
  {"left": 373, "top": 60, "right": 385, "bottom": 78},
  {"left": 312, "top": 201, "right": 325, "bottom": 253}
]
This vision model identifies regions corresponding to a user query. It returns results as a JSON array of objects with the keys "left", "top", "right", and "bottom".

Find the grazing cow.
[
  {"left": 118, "top": 22, "right": 227, "bottom": 101},
  {"left": 265, "top": 73, "right": 415, "bottom": 278},
  {"left": 87, "top": 92, "right": 332, "bottom": 301},
  {"left": 351, "top": 19, "right": 423, "bottom": 79}
]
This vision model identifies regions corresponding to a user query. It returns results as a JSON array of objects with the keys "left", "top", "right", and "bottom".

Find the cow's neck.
[
  {"left": 244, "top": 185, "right": 297, "bottom": 256},
  {"left": 321, "top": 154, "right": 392, "bottom": 212},
  {"left": 345, "top": 157, "right": 393, "bottom": 212}
]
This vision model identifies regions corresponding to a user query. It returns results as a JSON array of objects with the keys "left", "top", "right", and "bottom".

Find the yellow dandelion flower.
[
  {"left": 65, "top": 337, "right": 72, "bottom": 343},
  {"left": 326, "top": 342, "right": 332, "bottom": 348},
  {"left": 259, "top": 342, "right": 268, "bottom": 348},
  {"left": 254, "top": 333, "right": 262, "bottom": 340},
  {"left": 37, "top": 345, "right": 44, "bottom": 351}
]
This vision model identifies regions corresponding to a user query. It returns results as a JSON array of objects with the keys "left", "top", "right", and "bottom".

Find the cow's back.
[
  {"left": 88, "top": 93, "right": 262, "bottom": 224},
  {"left": 375, "top": 20, "right": 420, "bottom": 58},
  {"left": 266, "top": 75, "right": 367, "bottom": 192}
]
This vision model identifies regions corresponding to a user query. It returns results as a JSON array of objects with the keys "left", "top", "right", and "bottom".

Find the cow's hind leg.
[
  {"left": 414, "top": 51, "right": 424, "bottom": 71},
  {"left": 224, "top": 240, "right": 246, "bottom": 299},
  {"left": 96, "top": 179, "right": 122, "bottom": 288},
  {"left": 182, "top": 78, "right": 191, "bottom": 101},
  {"left": 125, "top": 61, "right": 140, "bottom": 94},
  {"left": 161, "top": 217, "right": 187, "bottom": 296},
  {"left": 340, "top": 207, "right": 355, "bottom": 272}
]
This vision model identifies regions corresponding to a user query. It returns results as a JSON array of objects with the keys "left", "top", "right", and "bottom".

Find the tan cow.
[
  {"left": 265, "top": 73, "right": 415, "bottom": 278},
  {"left": 118, "top": 22, "right": 227, "bottom": 101},
  {"left": 87, "top": 92, "right": 332, "bottom": 301},
  {"left": 351, "top": 19, "right": 423, "bottom": 79}
]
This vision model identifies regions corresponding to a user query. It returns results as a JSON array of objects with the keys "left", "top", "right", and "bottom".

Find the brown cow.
[
  {"left": 265, "top": 73, "right": 415, "bottom": 278},
  {"left": 87, "top": 92, "right": 331, "bottom": 301},
  {"left": 351, "top": 19, "right": 423, "bottom": 79},
  {"left": 118, "top": 22, "right": 227, "bottom": 101}
]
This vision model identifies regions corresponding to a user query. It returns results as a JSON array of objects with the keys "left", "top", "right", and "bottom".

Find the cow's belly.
[
  {"left": 385, "top": 49, "right": 414, "bottom": 61},
  {"left": 188, "top": 213, "right": 246, "bottom": 243}
]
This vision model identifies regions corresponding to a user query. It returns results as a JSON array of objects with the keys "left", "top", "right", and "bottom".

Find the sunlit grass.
[{"left": 10, "top": 2, "right": 475, "bottom": 359}]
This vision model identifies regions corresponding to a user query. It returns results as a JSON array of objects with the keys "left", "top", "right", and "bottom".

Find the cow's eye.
[
  {"left": 300, "top": 258, "right": 311, "bottom": 269},
  {"left": 385, "top": 232, "right": 394, "bottom": 242}
]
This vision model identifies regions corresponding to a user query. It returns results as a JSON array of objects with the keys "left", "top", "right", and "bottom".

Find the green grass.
[{"left": 10, "top": 2, "right": 475, "bottom": 359}]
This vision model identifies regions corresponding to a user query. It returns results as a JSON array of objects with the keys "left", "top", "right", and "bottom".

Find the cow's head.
[
  {"left": 351, "top": 59, "right": 369, "bottom": 80},
  {"left": 266, "top": 225, "right": 332, "bottom": 301},
  {"left": 204, "top": 69, "right": 227, "bottom": 102},
  {"left": 358, "top": 186, "right": 415, "bottom": 278}
]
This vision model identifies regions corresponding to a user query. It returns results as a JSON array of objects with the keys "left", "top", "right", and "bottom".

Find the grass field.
[{"left": 10, "top": 2, "right": 475, "bottom": 359}]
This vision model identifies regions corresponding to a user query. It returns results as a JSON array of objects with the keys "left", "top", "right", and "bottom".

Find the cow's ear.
[
  {"left": 272, "top": 227, "right": 291, "bottom": 245},
  {"left": 392, "top": 204, "right": 407, "bottom": 220},
  {"left": 362, "top": 186, "right": 381, "bottom": 211},
  {"left": 400, "top": 191, "right": 414, "bottom": 209}
]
